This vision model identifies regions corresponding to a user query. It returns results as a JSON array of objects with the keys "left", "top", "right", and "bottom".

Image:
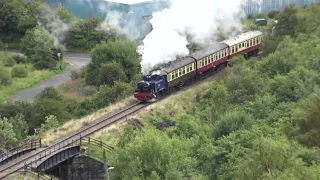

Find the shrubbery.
[
  {"left": 106, "top": 4, "right": 320, "bottom": 180},
  {"left": 4, "top": 57, "right": 16, "bottom": 67},
  {"left": 13, "top": 55, "right": 28, "bottom": 64},
  {"left": 11, "top": 65, "right": 28, "bottom": 78},
  {"left": 0, "top": 66, "right": 12, "bottom": 85}
]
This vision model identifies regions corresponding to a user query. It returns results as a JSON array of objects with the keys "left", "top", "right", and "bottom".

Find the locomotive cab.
[{"left": 134, "top": 70, "right": 166, "bottom": 102}]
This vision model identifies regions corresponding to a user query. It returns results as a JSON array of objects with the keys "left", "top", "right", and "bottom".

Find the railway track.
[
  {"left": 0, "top": 102, "right": 149, "bottom": 179},
  {"left": 0, "top": 53, "right": 264, "bottom": 179}
]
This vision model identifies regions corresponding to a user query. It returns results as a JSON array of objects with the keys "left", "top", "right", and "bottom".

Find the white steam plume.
[
  {"left": 35, "top": 8, "right": 70, "bottom": 50},
  {"left": 141, "top": 0, "right": 248, "bottom": 74}
]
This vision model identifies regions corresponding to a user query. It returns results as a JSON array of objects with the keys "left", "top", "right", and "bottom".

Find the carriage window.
[{"left": 182, "top": 68, "right": 185, "bottom": 74}]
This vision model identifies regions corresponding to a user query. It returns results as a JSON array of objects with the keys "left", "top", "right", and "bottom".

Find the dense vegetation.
[
  {"left": 1, "top": 2, "right": 320, "bottom": 179},
  {"left": 0, "top": 0, "right": 122, "bottom": 51},
  {"left": 0, "top": 0, "right": 142, "bottom": 151},
  {"left": 0, "top": 52, "right": 65, "bottom": 103},
  {"left": 89, "top": 4, "right": 320, "bottom": 180},
  {"left": 0, "top": 36, "right": 142, "bottom": 151}
]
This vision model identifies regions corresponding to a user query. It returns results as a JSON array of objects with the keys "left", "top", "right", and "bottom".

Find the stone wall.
[{"left": 46, "top": 155, "right": 105, "bottom": 180}]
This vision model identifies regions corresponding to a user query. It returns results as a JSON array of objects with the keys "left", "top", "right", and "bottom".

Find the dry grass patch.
[
  {"left": 90, "top": 122, "right": 125, "bottom": 147},
  {"left": 58, "top": 79, "right": 95, "bottom": 99},
  {"left": 40, "top": 96, "right": 137, "bottom": 145}
]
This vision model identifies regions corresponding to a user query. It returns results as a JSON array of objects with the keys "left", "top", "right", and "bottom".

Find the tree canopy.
[{"left": 86, "top": 39, "right": 141, "bottom": 85}]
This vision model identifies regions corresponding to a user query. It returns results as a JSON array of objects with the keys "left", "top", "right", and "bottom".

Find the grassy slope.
[{"left": 0, "top": 53, "right": 65, "bottom": 103}]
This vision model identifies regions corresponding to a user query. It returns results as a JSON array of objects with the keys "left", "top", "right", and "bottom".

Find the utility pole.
[
  {"left": 57, "top": 53, "right": 61, "bottom": 70},
  {"left": 103, "top": 150, "right": 110, "bottom": 180}
]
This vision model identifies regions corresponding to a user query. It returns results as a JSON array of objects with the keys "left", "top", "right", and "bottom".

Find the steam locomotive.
[{"left": 134, "top": 30, "right": 263, "bottom": 102}]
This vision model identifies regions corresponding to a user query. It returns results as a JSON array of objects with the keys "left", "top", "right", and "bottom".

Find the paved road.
[{"left": 9, "top": 51, "right": 91, "bottom": 101}]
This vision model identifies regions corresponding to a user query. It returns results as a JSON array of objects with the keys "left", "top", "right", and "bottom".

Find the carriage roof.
[
  {"left": 190, "top": 42, "right": 229, "bottom": 60},
  {"left": 222, "top": 30, "right": 263, "bottom": 46},
  {"left": 159, "top": 56, "right": 196, "bottom": 73}
]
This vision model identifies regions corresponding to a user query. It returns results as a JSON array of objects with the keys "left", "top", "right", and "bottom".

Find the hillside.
[{"left": 87, "top": 4, "right": 320, "bottom": 180}]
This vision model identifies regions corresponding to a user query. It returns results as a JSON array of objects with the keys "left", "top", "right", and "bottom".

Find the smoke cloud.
[
  {"left": 140, "top": 0, "right": 248, "bottom": 74},
  {"left": 35, "top": 7, "right": 70, "bottom": 50},
  {"left": 97, "top": 0, "right": 168, "bottom": 38}
]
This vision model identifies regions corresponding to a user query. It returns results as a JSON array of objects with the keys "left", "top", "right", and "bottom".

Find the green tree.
[
  {"left": 0, "top": 40, "right": 8, "bottom": 50},
  {"left": 232, "top": 137, "right": 309, "bottom": 180},
  {"left": 274, "top": 4, "right": 299, "bottom": 37},
  {"left": 111, "top": 128, "right": 197, "bottom": 179},
  {"left": 0, "top": 0, "right": 26, "bottom": 40},
  {"left": 268, "top": 10, "right": 279, "bottom": 18},
  {"left": 225, "top": 63, "right": 264, "bottom": 103},
  {"left": 97, "top": 62, "right": 128, "bottom": 86},
  {"left": 56, "top": 4, "right": 76, "bottom": 24},
  {"left": 86, "top": 39, "right": 140, "bottom": 85},
  {"left": 39, "top": 115, "right": 59, "bottom": 134},
  {"left": 0, "top": 117, "right": 17, "bottom": 152},
  {"left": 21, "top": 26, "right": 57, "bottom": 69},
  {"left": 213, "top": 110, "right": 254, "bottom": 139},
  {"left": 291, "top": 91, "right": 320, "bottom": 147},
  {"left": 0, "top": 65, "right": 12, "bottom": 86},
  {"left": 67, "top": 17, "right": 118, "bottom": 50},
  {"left": 9, "top": 114, "right": 28, "bottom": 142},
  {"left": 295, "top": 3, "right": 320, "bottom": 35}
]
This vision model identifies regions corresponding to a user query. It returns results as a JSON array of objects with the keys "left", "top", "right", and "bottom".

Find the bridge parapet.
[
  {"left": 0, "top": 139, "right": 41, "bottom": 165},
  {"left": 22, "top": 136, "right": 114, "bottom": 173}
]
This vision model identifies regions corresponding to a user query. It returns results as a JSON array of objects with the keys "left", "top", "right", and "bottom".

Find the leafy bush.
[
  {"left": 70, "top": 69, "right": 80, "bottom": 80},
  {"left": 97, "top": 62, "right": 128, "bottom": 86},
  {"left": 11, "top": 65, "right": 28, "bottom": 78},
  {"left": 35, "top": 87, "right": 63, "bottom": 101},
  {"left": 79, "top": 67, "right": 87, "bottom": 78},
  {"left": 13, "top": 55, "right": 28, "bottom": 64},
  {"left": 70, "top": 67, "right": 87, "bottom": 80},
  {"left": 39, "top": 115, "right": 60, "bottom": 134},
  {"left": 0, "top": 66, "right": 12, "bottom": 85},
  {"left": 0, "top": 40, "right": 8, "bottom": 50},
  {"left": 4, "top": 57, "right": 16, "bottom": 67}
]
